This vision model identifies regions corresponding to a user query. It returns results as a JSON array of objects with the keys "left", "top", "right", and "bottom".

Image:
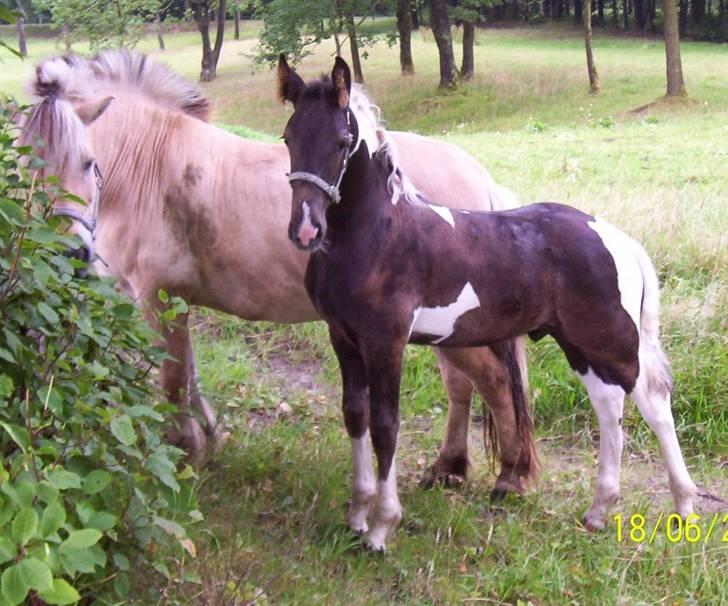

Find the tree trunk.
[
  {"left": 15, "top": 0, "right": 27, "bottom": 58},
  {"left": 334, "top": 32, "right": 342, "bottom": 56},
  {"left": 156, "top": 12, "right": 166, "bottom": 51},
  {"left": 61, "top": 22, "right": 72, "bottom": 51},
  {"left": 623, "top": 0, "right": 628, "bottom": 27},
  {"left": 584, "top": 0, "right": 600, "bottom": 93},
  {"left": 612, "top": 0, "right": 618, "bottom": 25},
  {"left": 634, "top": 0, "right": 646, "bottom": 30},
  {"left": 575, "top": 0, "right": 583, "bottom": 23},
  {"left": 429, "top": 0, "right": 457, "bottom": 88},
  {"left": 346, "top": 15, "right": 364, "bottom": 83},
  {"left": 678, "top": 0, "right": 688, "bottom": 36},
  {"left": 692, "top": 0, "right": 706, "bottom": 20},
  {"left": 397, "top": 0, "right": 415, "bottom": 75},
  {"left": 597, "top": 0, "right": 605, "bottom": 22},
  {"left": 461, "top": 21, "right": 475, "bottom": 80},
  {"left": 663, "top": 0, "right": 686, "bottom": 96},
  {"left": 192, "top": 0, "right": 226, "bottom": 82},
  {"left": 234, "top": 9, "right": 240, "bottom": 40}
]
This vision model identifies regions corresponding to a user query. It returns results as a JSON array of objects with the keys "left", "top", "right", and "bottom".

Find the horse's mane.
[
  {"left": 30, "top": 50, "right": 210, "bottom": 122},
  {"left": 306, "top": 77, "right": 425, "bottom": 207}
]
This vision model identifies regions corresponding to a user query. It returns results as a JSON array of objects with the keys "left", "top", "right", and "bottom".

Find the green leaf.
[
  {"left": 0, "top": 565, "right": 28, "bottom": 606},
  {"left": 157, "top": 288, "right": 169, "bottom": 304},
  {"left": 37, "top": 302, "right": 60, "bottom": 325},
  {"left": 11, "top": 507, "right": 38, "bottom": 546},
  {"left": 37, "top": 578, "right": 81, "bottom": 605},
  {"left": 113, "top": 572, "right": 130, "bottom": 598},
  {"left": 40, "top": 502, "right": 66, "bottom": 538},
  {"left": 110, "top": 415, "right": 136, "bottom": 446},
  {"left": 82, "top": 470, "right": 111, "bottom": 495},
  {"left": 59, "top": 528, "right": 102, "bottom": 552},
  {"left": 17, "top": 557, "right": 54, "bottom": 592},
  {"left": 86, "top": 511, "right": 116, "bottom": 531},
  {"left": 113, "top": 552, "right": 130, "bottom": 571},
  {"left": 48, "top": 469, "right": 81, "bottom": 490},
  {"left": 153, "top": 516, "right": 185, "bottom": 538},
  {"left": 145, "top": 452, "right": 179, "bottom": 492},
  {"left": 0, "top": 537, "right": 17, "bottom": 565},
  {"left": 59, "top": 545, "right": 105, "bottom": 575},
  {"left": 36, "top": 482, "right": 59, "bottom": 505},
  {"left": 0, "top": 375, "right": 13, "bottom": 398},
  {"left": 112, "top": 303, "right": 135, "bottom": 319},
  {"left": 0, "top": 423, "right": 30, "bottom": 453}
]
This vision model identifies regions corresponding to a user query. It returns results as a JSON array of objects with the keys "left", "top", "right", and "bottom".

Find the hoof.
[
  {"left": 420, "top": 461, "right": 467, "bottom": 489},
  {"left": 583, "top": 512, "right": 607, "bottom": 532}
]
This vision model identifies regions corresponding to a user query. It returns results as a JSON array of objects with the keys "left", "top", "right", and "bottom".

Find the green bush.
[{"left": 0, "top": 107, "right": 201, "bottom": 604}]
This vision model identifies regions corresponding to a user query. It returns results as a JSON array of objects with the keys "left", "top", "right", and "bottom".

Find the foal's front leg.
[
  {"left": 330, "top": 329, "right": 376, "bottom": 534},
  {"left": 361, "top": 339, "right": 406, "bottom": 551}
]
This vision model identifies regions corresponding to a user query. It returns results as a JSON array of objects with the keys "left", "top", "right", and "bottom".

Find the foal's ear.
[
  {"left": 277, "top": 54, "right": 305, "bottom": 105},
  {"left": 331, "top": 57, "right": 351, "bottom": 109},
  {"left": 75, "top": 96, "right": 114, "bottom": 126}
]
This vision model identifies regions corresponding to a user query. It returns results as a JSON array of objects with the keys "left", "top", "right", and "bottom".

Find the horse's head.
[
  {"left": 20, "top": 63, "right": 113, "bottom": 273},
  {"left": 278, "top": 55, "right": 357, "bottom": 252}
]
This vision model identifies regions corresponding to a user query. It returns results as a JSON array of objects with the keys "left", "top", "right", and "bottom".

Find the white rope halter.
[
  {"left": 287, "top": 108, "right": 355, "bottom": 205},
  {"left": 52, "top": 162, "right": 103, "bottom": 243}
]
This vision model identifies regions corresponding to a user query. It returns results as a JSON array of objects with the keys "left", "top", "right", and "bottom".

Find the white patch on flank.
[
  {"left": 587, "top": 218, "right": 642, "bottom": 330},
  {"left": 410, "top": 282, "right": 480, "bottom": 344},
  {"left": 428, "top": 205, "right": 456, "bottom": 227},
  {"left": 364, "top": 457, "right": 401, "bottom": 551},
  {"left": 348, "top": 430, "right": 376, "bottom": 534}
]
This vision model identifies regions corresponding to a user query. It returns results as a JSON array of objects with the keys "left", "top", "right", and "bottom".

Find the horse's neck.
[{"left": 334, "top": 150, "right": 391, "bottom": 224}]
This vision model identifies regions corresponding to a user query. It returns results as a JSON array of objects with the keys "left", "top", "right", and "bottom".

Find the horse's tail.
[
  {"left": 633, "top": 241, "right": 672, "bottom": 395},
  {"left": 490, "top": 338, "right": 540, "bottom": 484}
]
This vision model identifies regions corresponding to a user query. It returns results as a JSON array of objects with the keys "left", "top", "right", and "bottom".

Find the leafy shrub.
[{"left": 0, "top": 107, "right": 200, "bottom": 604}]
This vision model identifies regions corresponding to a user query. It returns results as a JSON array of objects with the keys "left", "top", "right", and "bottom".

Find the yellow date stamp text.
[{"left": 613, "top": 512, "right": 728, "bottom": 544}]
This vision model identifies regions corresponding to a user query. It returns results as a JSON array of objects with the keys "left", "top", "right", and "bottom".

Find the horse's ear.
[
  {"left": 75, "top": 96, "right": 114, "bottom": 126},
  {"left": 331, "top": 57, "right": 351, "bottom": 109},
  {"left": 277, "top": 54, "right": 305, "bottom": 105}
]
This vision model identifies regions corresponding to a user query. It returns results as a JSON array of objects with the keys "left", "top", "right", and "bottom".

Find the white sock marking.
[
  {"left": 410, "top": 282, "right": 480, "bottom": 343},
  {"left": 364, "top": 457, "right": 401, "bottom": 551},
  {"left": 587, "top": 219, "right": 643, "bottom": 330},
  {"left": 428, "top": 205, "right": 456, "bottom": 227},
  {"left": 348, "top": 430, "right": 376, "bottom": 533}
]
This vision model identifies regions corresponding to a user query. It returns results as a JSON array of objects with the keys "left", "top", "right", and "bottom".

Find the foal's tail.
[
  {"left": 492, "top": 338, "right": 540, "bottom": 484},
  {"left": 633, "top": 241, "right": 672, "bottom": 395}
]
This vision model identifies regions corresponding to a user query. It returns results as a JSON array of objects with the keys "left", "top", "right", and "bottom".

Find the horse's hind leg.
[
  {"left": 434, "top": 345, "right": 537, "bottom": 496},
  {"left": 420, "top": 350, "right": 473, "bottom": 487},
  {"left": 579, "top": 370, "right": 626, "bottom": 531},
  {"left": 631, "top": 360, "right": 696, "bottom": 518},
  {"left": 187, "top": 353, "right": 222, "bottom": 443}
]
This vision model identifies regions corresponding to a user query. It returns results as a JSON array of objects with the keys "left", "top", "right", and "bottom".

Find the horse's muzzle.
[{"left": 63, "top": 245, "right": 92, "bottom": 278}]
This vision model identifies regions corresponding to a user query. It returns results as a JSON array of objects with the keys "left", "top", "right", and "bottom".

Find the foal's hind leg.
[
  {"left": 631, "top": 371, "right": 696, "bottom": 519},
  {"left": 579, "top": 370, "right": 626, "bottom": 531}
]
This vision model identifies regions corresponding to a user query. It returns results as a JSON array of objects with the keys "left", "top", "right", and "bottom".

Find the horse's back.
[{"left": 389, "top": 131, "right": 517, "bottom": 213}]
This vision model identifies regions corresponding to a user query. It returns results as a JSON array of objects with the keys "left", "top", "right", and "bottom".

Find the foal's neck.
[{"left": 334, "top": 146, "right": 393, "bottom": 221}]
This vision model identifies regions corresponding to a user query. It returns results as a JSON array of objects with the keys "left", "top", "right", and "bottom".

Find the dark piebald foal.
[{"left": 279, "top": 57, "right": 697, "bottom": 551}]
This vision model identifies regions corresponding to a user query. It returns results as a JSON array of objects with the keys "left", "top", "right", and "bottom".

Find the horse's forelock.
[{"left": 20, "top": 96, "right": 86, "bottom": 174}]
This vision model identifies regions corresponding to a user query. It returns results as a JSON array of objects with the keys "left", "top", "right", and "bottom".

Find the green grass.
[{"left": 3, "top": 22, "right": 727, "bottom": 605}]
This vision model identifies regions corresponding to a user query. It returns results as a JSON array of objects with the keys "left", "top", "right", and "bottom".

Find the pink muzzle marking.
[{"left": 297, "top": 202, "right": 319, "bottom": 246}]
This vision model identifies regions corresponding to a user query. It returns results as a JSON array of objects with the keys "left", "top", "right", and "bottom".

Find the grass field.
[{"left": 2, "top": 21, "right": 727, "bottom": 605}]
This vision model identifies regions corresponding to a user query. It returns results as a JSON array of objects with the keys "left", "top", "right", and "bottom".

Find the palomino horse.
[
  {"left": 27, "top": 51, "right": 537, "bottom": 492},
  {"left": 279, "top": 56, "right": 697, "bottom": 551}
]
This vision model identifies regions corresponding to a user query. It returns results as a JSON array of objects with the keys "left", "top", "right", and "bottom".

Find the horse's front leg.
[
  {"left": 143, "top": 305, "right": 207, "bottom": 459},
  {"left": 330, "top": 328, "right": 376, "bottom": 534},
  {"left": 361, "top": 339, "right": 406, "bottom": 551}
]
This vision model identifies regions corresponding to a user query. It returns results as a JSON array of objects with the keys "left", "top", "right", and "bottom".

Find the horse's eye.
[
  {"left": 281, "top": 136, "right": 288, "bottom": 146},
  {"left": 83, "top": 159, "right": 94, "bottom": 171}
]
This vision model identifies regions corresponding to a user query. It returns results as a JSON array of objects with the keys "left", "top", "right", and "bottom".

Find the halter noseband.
[
  {"left": 52, "top": 162, "right": 103, "bottom": 243},
  {"left": 287, "top": 108, "right": 354, "bottom": 205}
]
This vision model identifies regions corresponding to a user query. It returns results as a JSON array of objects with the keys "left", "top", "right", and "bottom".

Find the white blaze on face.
[
  {"left": 297, "top": 201, "right": 319, "bottom": 247},
  {"left": 587, "top": 219, "right": 643, "bottom": 330},
  {"left": 410, "top": 282, "right": 481, "bottom": 344},
  {"left": 428, "top": 205, "right": 456, "bottom": 227}
]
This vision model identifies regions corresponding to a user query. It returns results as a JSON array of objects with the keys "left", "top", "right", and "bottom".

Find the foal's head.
[
  {"left": 278, "top": 56, "right": 357, "bottom": 252},
  {"left": 21, "top": 63, "right": 112, "bottom": 268}
]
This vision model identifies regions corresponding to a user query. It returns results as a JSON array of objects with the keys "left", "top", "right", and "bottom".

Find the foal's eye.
[
  {"left": 82, "top": 159, "right": 94, "bottom": 171},
  {"left": 281, "top": 136, "right": 288, "bottom": 146}
]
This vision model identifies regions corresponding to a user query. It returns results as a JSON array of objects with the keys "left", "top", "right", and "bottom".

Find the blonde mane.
[
  {"left": 30, "top": 50, "right": 210, "bottom": 122},
  {"left": 349, "top": 84, "right": 426, "bottom": 207}
]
